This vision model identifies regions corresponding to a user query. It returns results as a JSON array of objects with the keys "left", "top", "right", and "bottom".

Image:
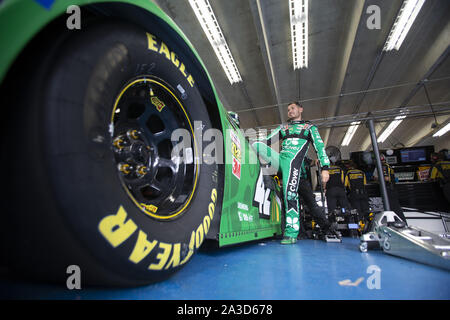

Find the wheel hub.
[
  {"left": 129, "top": 140, "right": 151, "bottom": 166},
  {"left": 110, "top": 76, "right": 198, "bottom": 220},
  {"left": 114, "top": 133, "right": 152, "bottom": 179}
]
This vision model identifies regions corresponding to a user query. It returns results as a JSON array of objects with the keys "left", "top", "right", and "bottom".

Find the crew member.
[
  {"left": 253, "top": 102, "right": 330, "bottom": 244},
  {"left": 325, "top": 162, "right": 350, "bottom": 214},
  {"left": 373, "top": 154, "right": 406, "bottom": 222},
  {"left": 344, "top": 164, "right": 370, "bottom": 221},
  {"left": 430, "top": 150, "right": 450, "bottom": 203}
]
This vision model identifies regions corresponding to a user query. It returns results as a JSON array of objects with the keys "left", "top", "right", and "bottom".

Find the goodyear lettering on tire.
[
  {"left": 98, "top": 188, "right": 217, "bottom": 270},
  {"left": 146, "top": 33, "right": 195, "bottom": 88}
]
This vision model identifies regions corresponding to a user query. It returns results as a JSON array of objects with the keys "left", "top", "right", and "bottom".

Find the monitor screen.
[
  {"left": 360, "top": 152, "right": 374, "bottom": 166},
  {"left": 386, "top": 156, "right": 397, "bottom": 164},
  {"left": 400, "top": 148, "right": 426, "bottom": 163}
]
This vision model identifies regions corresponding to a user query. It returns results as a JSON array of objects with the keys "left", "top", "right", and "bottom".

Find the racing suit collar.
[{"left": 288, "top": 120, "right": 306, "bottom": 124}]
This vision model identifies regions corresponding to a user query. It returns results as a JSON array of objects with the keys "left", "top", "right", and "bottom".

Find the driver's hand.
[{"left": 321, "top": 170, "right": 330, "bottom": 185}]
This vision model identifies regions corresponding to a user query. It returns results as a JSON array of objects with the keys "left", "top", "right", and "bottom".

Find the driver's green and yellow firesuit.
[{"left": 252, "top": 120, "right": 330, "bottom": 238}]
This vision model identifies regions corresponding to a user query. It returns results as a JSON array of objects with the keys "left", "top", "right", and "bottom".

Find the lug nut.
[
  {"left": 118, "top": 163, "right": 132, "bottom": 175},
  {"left": 113, "top": 135, "right": 128, "bottom": 151},
  {"left": 127, "top": 129, "right": 140, "bottom": 140},
  {"left": 136, "top": 165, "right": 148, "bottom": 178}
]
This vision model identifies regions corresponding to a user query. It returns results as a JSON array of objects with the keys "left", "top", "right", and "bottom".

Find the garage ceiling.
[{"left": 153, "top": 0, "right": 450, "bottom": 156}]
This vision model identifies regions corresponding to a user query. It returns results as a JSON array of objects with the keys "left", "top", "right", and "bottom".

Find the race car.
[{"left": 0, "top": 0, "right": 282, "bottom": 286}]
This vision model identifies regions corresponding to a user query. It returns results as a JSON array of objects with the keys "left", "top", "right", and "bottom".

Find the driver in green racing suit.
[{"left": 252, "top": 102, "right": 330, "bottom": 244}]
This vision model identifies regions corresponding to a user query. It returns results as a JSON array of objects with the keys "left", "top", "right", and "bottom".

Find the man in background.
[
  {"left": 373, "top": 154, "right": 406, "bottom": 222},
  {"left": 325, "top": 160, "right": 350, "bottom": 214},
  {"left": 430, "top": 149, "right": 450, "bottom": 203},
  {"left": 345, "top": 162, "right": 370, "bottom": 221}
]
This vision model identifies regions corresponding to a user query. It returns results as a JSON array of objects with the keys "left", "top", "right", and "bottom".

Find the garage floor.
[{"left": 1, "top": 237, "right": 449, "bottom": 300}]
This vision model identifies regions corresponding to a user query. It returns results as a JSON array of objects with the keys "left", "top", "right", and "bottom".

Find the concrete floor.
[{"left": 1, "top": 237, "right": 449, "bottom": 300}]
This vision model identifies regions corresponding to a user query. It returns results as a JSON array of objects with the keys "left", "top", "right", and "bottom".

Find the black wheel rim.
[{"left": 110, "top": 76, "right": 199, "bottom": 220}]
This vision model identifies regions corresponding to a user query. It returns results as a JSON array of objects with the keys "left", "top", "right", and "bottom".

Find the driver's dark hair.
[{"left": 288, "top": 101, "right": 303, "bottom": 108}]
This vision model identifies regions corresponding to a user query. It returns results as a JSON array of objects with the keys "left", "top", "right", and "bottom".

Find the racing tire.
[{"left": 6, "top": 20, "right": 219, "bottom": 286}]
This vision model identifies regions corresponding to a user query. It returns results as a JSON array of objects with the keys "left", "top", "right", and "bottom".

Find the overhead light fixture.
[
  {"left": 188, "top": 0, "right": 242, "bottom": 84},
  {"left": 383, "top": 0, "right": 426, "bottom": 51},
  {"left": 377, "top": 115, "right": 406, "bottom": 143},
  {"left": 433, "top": 122, "right": 450, "bottom": 137},
  {"left": 289, "top": 0, "right": 308, "bottom": 69},
  {"left": 341, "top": 121, "right": 361, "bottom": 146}
]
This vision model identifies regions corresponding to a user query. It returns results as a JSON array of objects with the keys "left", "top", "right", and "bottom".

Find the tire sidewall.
[{"left": 43, "top": 21, "right": 219, "bottom": 282}]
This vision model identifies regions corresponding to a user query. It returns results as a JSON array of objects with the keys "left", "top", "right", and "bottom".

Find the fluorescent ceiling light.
[
  {"left": 433, "top": 122, "right": 450, "bottom": 137},
  {"left": 188, "top": 0, "right": 242, "bottom": 84},
  {"left": 383, "top": 0, "right": 426, "bottom": 51},
  {"left": 377, "top": 115, "right": 406, "bottom": 143},
  {"left": 289, "top": 0, "right": 308, "bottom": 69},
  {"left": 341, "top": 121, "right": 361, "bottom": 146}
]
